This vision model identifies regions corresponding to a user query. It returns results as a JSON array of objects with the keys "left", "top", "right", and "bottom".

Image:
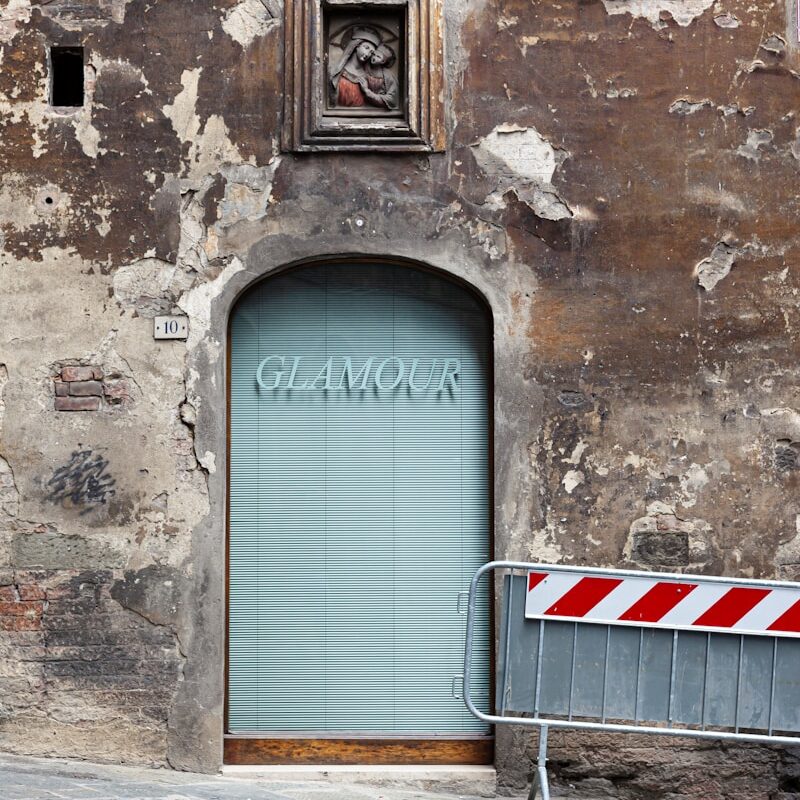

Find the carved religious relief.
[
  {"left": 327, "top": 18, "right": 402, "bottom": 113},
  {"left": 282, "top": 0, "right": 444, "bottom": 152}
]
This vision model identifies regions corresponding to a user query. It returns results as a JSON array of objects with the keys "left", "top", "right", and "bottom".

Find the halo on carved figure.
[{"left": 329, "top": 21, "right": 399, "bottom": 50}]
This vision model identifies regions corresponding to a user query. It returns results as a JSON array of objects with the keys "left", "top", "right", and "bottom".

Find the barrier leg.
[{"left": 528, "top": 725, "right": 550, "bottom": 800}]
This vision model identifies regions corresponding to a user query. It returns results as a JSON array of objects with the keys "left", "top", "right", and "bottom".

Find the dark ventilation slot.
[{"left": 50, "top": 47, "right": 84, "bottom": 107}]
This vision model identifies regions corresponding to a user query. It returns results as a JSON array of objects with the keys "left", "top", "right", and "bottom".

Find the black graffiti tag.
[{"left": 47, "top": 449, "right": 116, "bottom": 515}]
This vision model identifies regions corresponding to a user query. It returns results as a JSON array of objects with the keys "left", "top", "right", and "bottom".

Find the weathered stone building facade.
[{"left": 1, "top": 0, "right": 799, "bottom": 797}]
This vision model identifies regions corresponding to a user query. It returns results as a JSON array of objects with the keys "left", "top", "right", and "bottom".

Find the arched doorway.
[{"left": 225, "top": 260, "right": 492, "bottom": 764}]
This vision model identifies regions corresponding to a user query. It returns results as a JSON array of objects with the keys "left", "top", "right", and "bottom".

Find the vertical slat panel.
[
  {"left": 771, "top": 639, "right": 800, "bottom": 732},
  {"left": 509, "top": 618, "right": 540, "bottom": 714},
  {"left": 738, "top": 636, "right": 773, "bottom": 730},
  {"left": 571, "top": 624, "right": 608, "bottom": 718},
  {"left": 672, "top": 631, "right": 707, "bottom": 726},
  {"left": 603, "top": 627, "right": 640, "bottom": 720},
  {"left": 637, "top": 629, "right": 672, "bottom": 723},
  {"left": 704, "top": 634, "right": 740, "bottom": 727},
  {"left": 539, "top": 621, "right": 574, "bottom": 715},
  {"left": 228, "top": 263, "right": 491, "bottom": 734}
]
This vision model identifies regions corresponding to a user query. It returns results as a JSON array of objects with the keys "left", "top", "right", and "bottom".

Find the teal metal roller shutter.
[{"left": 228, "top": 263, "right": 491, "bottom": 734}]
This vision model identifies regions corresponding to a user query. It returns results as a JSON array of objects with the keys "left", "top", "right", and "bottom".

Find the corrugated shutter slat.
[{"left": 228, "top": 263, "right": 491, "bottom": 734}]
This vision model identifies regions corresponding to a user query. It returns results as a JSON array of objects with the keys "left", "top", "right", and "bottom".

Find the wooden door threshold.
[{"left": 223, "top": 735, "right": 494, "bottom": 765}]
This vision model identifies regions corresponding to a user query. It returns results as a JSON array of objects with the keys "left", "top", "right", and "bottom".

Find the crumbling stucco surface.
[
  {"left": 601, "top": 0, "right": 714, "bottom": 28},
  {"left": 221, "top": 0, "right": 279, "bottom": 48},
  {"left": 695, "top": 241, "right": 737, "bottom": 290},
  {"left": 472, "top": 124, "right": 573, "bottom": 221},
  {"left": 0, "top": 0, "right": 799, "bottom": 796}
]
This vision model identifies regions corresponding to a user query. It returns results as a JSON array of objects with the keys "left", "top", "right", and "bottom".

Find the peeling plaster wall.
[{"left": 0, "top": 0, "right": 799, "bottom": 796}]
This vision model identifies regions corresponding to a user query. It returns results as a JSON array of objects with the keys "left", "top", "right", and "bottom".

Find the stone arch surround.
[{"left": 168, "top": 238, "right": 541, "bottom": 772}]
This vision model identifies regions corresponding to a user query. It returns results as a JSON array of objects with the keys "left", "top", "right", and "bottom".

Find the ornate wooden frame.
[{"left": 282, "top": 0, "right": 445, "bottom": 152}]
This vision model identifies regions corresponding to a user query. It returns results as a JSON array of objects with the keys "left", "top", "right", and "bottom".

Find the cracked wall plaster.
[
  {"left": 163, "top": 68, "right": 202, "bottom": 153},
  {"left": 714, "top": 12, "right": 740, "bottom": 28},
  {"left": 562, "top": 469, "right": 584, "bottom": 494},
  {"left": 0, "top": 66, "right": 51, "bottom": 159},
  {"left": 216, "top": 163, "right": 279, "bottom": 230},
  {"left": 0, "top": 244, "right": 209, "bottom": 563},
  {"left": 187, "top": 115, "right": 248, "bottom": 180},
  {"left": 791, "top": 129, "right": 800, "bottom": 161},
  {"left": 669, "top": 98, "right": 713, "bottom": 115},
  {"left": 177, "top": 183, "right": 213, "bottom": 273},
  {"left": 625, "top": 501, "right": 716, "bottom": 569},
  {"left": 112, "top": 258, "right": 194, "bottom": 317},
  {"left": 163, "top": 68, "right": 250, "bottom": 180},
  {"left": 477, "top": 125, "right": 561, "bottom": 183},
  {"left": 601, "top": 0, "right": 714, "bottom": 28},
  {"left": 472, "top": 124, "right": 572, "bottom": 220},
  {"left": 71, "top": 64, "right": 102, "bottom": 158},
  {"left": 528, "top": 523, "right": 565, "bottom": 562},
  {"left": 0, "top": 0, "right": 30, "bottom": 45},
  {"left": 761, "top": 34, "right": 787, "bottom": 56},
  {"left": 177, "top": 256, "right": 245, "bottom": 352},
  {"left": 669, "top": 99, "right": 756, "bottom": 118},
  {"left": 695, "top": 241, "right": 738, "bottom": 291},
  {"left": 221, "top": 0, "right": 280, "bottom": 48},
  {"left": 0, "top": 50, "right": 104, "bottom": 162},
  {"left": 0, "top": 363, "right": 18, "bottom": 519},
  {"left": 34, "top": 0, "right": 134, "bottom": 29},
  {"left": 736, "top": 129, "right": 773, "bottom": 161},
  {"left": 718, "top": 102, "right": 755, "bottom": 117}
]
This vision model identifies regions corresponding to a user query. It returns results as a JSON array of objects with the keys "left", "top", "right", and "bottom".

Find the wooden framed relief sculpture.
[{"left": 282, "top": 0, "right": 445, "bottom": 151}]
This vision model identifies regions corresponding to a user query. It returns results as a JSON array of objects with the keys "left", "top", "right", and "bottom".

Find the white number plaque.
[{"left": 154, "top": 316, "right": 189, "bottom": 340}]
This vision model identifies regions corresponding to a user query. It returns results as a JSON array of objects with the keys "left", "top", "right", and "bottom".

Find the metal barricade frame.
[{"left": 463, "top": 561, "right": 800, "bottom": 799}]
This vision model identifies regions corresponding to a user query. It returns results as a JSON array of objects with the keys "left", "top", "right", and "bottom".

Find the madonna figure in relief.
[{"left": 329, "top": 25, "right": 399, "bottom": 110}]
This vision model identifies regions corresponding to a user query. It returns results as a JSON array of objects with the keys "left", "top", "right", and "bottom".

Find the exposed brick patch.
[
  {"left": 0, "top": 569, "right": 183, "bottom": 752},
  {"left": 41, "top": 570, "right": 182, "bottom": 718},
  {"left": 0, "top": 577, "right": 46, "bottom": 632},
  {"left": 102, "top": 380, "right": 130, "bottom": 405},
  {"left": 55, "top": 365, "right": 104, "bottom": 410},
  {"left": 60, "top": 366, "right": 97, "bottom": 382},
  {"left": 53, "top": 366, "right": 131, "bottom": 411},
  {"left": 0, "top": 600, "right": 44, "bottom": 631},
  {"left": 18, "top": 585, "right": 46, "bottom": 601},
  {"left": 68, "top": 380, "right": 103, "bottom": 397},
  {"left": 55, "top": 396, "right": 101, "bottom": 412}
]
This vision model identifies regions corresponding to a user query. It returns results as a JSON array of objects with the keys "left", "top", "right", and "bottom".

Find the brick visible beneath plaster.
[
  {"left": 54, "top": 396, "right": 101, "bottom": 412},
  {"left": 103, "top": 380, "right": 130, "bottom": 404},
  {"left": 60, "top": 366, "right": 97, "bottom": 382},
  {"left": 0, "top": 616, "right": 42, "bottom": 631},
  {"left": 68, "top": 380, "right": 103, "bottom": 397},
  {"left": 54, "top": 365, "right": 109, "bottom": 410},
  {"left": 17, "top": 585, "right": 46, "bottom": 601}
]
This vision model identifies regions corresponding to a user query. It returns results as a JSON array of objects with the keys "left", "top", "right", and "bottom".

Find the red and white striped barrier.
[{"left": 525, "top": 570, "right": 800, "bottom": 637}]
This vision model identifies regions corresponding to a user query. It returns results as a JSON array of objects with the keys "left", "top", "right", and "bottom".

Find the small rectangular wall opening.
[{"left": 50, "top": 47, "right": 84, "bottom": 107}]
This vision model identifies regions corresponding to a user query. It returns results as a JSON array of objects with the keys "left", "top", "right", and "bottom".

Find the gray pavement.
[{"left": 0, "top": 754, "right": 517, "bottom": 800}]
